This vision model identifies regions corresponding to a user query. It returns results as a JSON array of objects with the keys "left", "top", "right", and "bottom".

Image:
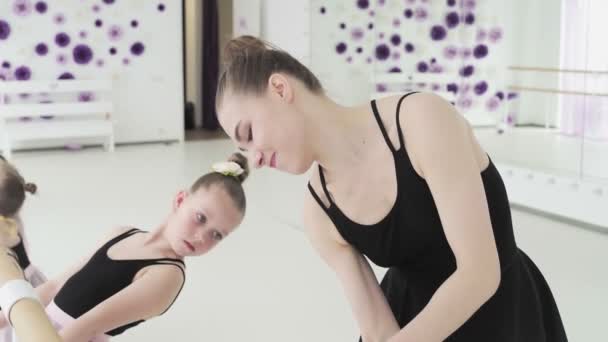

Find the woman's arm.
[
  {"left": 58, "top": 264, "right": 184, "bottom": 342},
  {"left": 0, "top": 248, "right": 62, "bottom": 342},
  {"left": 303, "top": 192, "right": 400, "bottom": 342},
  {"left": 387, "top": 93, "right": 501, "bottom": 342}
]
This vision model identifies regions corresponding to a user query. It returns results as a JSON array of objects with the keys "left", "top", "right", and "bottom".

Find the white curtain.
[{"left": 559, "top": 0, "right": 608, "bottom": 140}]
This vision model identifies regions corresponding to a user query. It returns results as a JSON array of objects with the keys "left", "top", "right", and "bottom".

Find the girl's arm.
[
  {"left": 0, "top": 248, "right": 62, "bottom": 342},
  {"left": 59, "top": 263, "right": 184, "bottom": 342}
]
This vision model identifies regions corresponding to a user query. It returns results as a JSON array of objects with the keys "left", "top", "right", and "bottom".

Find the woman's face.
[{"left": 217, "top": 75, "right": 316, "bottom": 175}]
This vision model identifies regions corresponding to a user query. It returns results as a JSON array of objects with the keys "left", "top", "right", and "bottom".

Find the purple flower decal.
[
  {"left": 464, "top": 13, "right": 475, "bottom": 25},
  {"left": 130, "top": 42, "right": 145, "bottom": 56},
  {"left": 109, "top": 47, "right": 117, "bottom": 55},
  {"left": 460, "top": 47, "right": 472, "bottom": 59},
  {"left": 443, "top": 45, "right": 458, "bottom": 59},
  {"left": 95, "top": 19, "right": 103, "bottom": 27},
  {"left": 79, "top": 30, "right": 87, "bottom": 39},
  {"left": 368, "top": 23, "right": 374, "bottom": 30},
  {"left": 375, "top": 44, "right": 390, "bottom": 60},
  {"left": 460, "top": 65, "right": 474, "bottom": 77},
  {"left": 14, "top": 66, "right": 31, "bottom": 81},
  {"left": 404, "top": 43, "right": 414, "bottom": 53},
  {"left": 473, "top": 44, "right": 488, "bottom": 58},
  {"left": 457, "top": 96, "right": 473, "bottom": 109},
  {"left": 462, "top": 0, "right": 476, "bottom": 10},
  {"left": 495, "top": 91, "right": 505, "bottom": 100},
  {"left": 476, "top": 29, "right": 487, "bottom": 42},
  {"left": 122, "top": 58, "right": 130, "bottom": 65},
  {"left": 357, "top": 0, "right": 369, "bottom": 9},
  {"left": 489, "top": 28, "right": 503, "bottom": 42},
  {"left": 96, "top": 59, "right": 104, "bottom": 67},
  {"left": 346, "top": 56, "right": 353, "bottom": 63},
  {"left": 507, "top": 92, "right": 518, "bottom": 100},
  {"left": 447, "top": 83, "right": 458, "bottom": 94},
  {"left": 13, "top": 0, "right": 32, "bottom": 17},
  {"left": 431, "top": 83, "right": 441, "bottom": 91},
  {"left": 92, "top": 5, "right": 100, "bottom": 12},
  {"left": 390, "top": 34, "right": 401, "bottom": 46},
  {"left": 54, "top": 13, "right": 65, "bottom": 24},
  {"left": 131, "top": 20, "right": 139, "bottom": 28},
  {"left": 430, "top": 26, "right": 447, "bottom": 41},
  {"left": 35, "top": 42, "right": 48, "bottom": 55},
  {"left": 417, "top": 61, "right": 429, "bottom": 73},
  {"left": 414, "top": 7, "right": 428, "bottom": 21},
  {"left": 319, "top": 7, "right": 326, "bottom": 14},
  {"left": 339, "top": 23, "right": 346, "bottom": 29},
  {"left": 73, "top": 44, "right": 93, "bottom": 64},
  {"left": 56, "top": 53, "right": 68, "bottom": 65},
  {"left": 351, "top": 28, "right": 364, "bottom": 41},
  {"left": 404, "top": 9, "right": 413, "bottom": 18},
  {"left": 35, "top": 1, "right": 47, "bottom": 14},
  {"left": 446, "top": 12, "right": 459, "bottom": 28},
  {"left": 392, "top": 51, "right": 401, "bottom": 60},
  {"left": 474, "top": 81, "right": 488, "bottom": 95},
  {"left": 1, "top": 61, "right": 10, "bottom": 68},
  {"left": 447, "top": 0, "right": 456, "bottom": 6},
  {"left": 429, "top": 64, "right": 443, "bottom": 73},
  {"left": 376, "top": 84, "right": 387, "bottom": 92},
  {"left": 102, "top": 0, "right": 115, "bottom": 4},
  {"left": 336, "top": 42, "right": 347, "bottom": 54},
  {"left": 58, "top": 72, "right": 74, "bottom": 80},
  {"left": 55, "top": 32, "right": 70, "bottom": 47},
  {"left": 0, "top": 69, "right": 11, "bottom": 81},
  {"left": 486, "top": 96, "right": 500, "bottom": 111},
  {"left": 78, "top": 92, "right": 95, "bottom": 102},
  {"left": 108, "top": 25, "right": 123, "bottom": 41},
  {"left": 0, "top": 20, "right": 11, "bottom": 40},
  {"left": 157, "top": 3, "right": 166, "bottom": 11},
  {"left": 356, "top": 47, "right": 363, "bottom": 54}
]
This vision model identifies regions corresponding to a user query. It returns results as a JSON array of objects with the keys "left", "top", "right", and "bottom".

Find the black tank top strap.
[
  {"left": 394, "top": 92, "right": 419, "bottom": 151},
  {"left": 317, "top": 165, "right": 336, "bottom": 207},
  {"left": 99, "top": 228, "right": 141, "bottom": 252},
  {"left": 371, "top": 99, "right": 397, "bottom": 152}
]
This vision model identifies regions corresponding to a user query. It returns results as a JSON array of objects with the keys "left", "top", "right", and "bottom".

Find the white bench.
[{"left": 0, "top": 79, "right": 114, "bottom": 159}]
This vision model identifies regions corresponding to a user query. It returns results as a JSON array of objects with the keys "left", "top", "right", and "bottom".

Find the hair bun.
[
  {"left": 24, "top": 182, "right": 37, "bottom": 195},
  {"left": 223, "top": 35, "right": 268, "bottom": 67},
  {"left": 228, "top": 153, "right": 249, "bottom": 184}
]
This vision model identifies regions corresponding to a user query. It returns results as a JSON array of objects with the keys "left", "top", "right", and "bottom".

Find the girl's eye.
[
  {"left": 212, "top": 231, "right": 223, "bottom": 241},
  {"left": 196, "top": 213, "right": 207, "bottom": 224}
]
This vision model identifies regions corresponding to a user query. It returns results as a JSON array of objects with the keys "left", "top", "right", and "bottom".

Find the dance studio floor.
[{"left": 11, "top": 138, "right": 608, "bottom": 341}]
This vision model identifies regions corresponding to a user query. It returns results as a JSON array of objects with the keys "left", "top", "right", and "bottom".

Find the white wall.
[{"left": 0, "top": 1, "right": 184, "bottom": 145}]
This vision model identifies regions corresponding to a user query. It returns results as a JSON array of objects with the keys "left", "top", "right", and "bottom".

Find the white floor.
[{"left": 10, "top": 139, "right": 608, "bottom": 341}]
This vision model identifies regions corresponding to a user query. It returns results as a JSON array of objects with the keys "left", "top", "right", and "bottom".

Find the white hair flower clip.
[{"left": 212, "top": 161, "right": 244, "bottom": 178}]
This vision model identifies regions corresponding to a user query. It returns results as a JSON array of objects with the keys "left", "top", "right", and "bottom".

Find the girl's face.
[
  {"left": 166, "top": 185, "right": 243, "bottom": 257},
  {"left": 217, "top": 74, "right": 316, "bottom": 175}
]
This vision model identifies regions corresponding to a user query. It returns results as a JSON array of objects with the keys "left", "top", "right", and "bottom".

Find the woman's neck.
[{"left": 302, "top": 93, "right": 377, "bottom": 177}]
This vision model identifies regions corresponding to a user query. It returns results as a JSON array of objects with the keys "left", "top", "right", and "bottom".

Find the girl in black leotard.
[{"left": 0, "top": 153, "right": 250, "bottom": 342}]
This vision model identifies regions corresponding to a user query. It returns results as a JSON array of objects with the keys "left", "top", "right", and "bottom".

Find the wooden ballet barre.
[
  {"left": 507, "top": 85, "right": 608, "bottom": 97},
  {"left": 508, "top": 66, "right": 608, "bottom": 76}
]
